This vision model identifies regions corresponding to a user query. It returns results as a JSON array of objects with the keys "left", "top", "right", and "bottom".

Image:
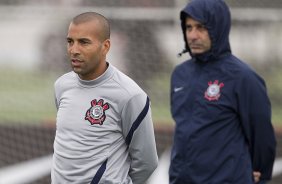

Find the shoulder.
[
  {"left": 222, "top": 55, "right": 259, "bottom": 77},
  {"left": 55, "top": 71, "right": 75, "bottom": 83},
  {"left": 225, "top": 55, "right": 265, "bottom": 86},
  {"left": 54, "top": 71, "right": 77, "bottom": 92},
  {"left": 111, "top": 66, "right": 147, "bottom": 98},
  {"left": 174, "top": 59, "right": 193, "bottom": 71},
  {"left": 172, "top": 59, "right": 194, "bottom": 78}
]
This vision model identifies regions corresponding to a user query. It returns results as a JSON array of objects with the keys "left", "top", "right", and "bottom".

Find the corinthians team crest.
[
  {"left": 204, "top": 80, "right": 224, "bottom": 101},
  {"left": 85, "top": 99, "right": 110, "bottom": 125}
]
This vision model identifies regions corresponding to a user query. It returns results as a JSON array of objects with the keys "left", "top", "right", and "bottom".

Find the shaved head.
[{"left": 71, "top": 12, "right": 110, "bottom": 41}]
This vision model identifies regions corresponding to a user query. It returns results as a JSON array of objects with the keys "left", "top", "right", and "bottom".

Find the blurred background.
[{"left": 0, "top": 0, "right": 282, "bottom": 183}]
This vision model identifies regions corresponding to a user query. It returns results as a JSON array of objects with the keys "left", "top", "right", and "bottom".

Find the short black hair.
[{"left": 72, "top": 12, "right": 110, "bottom": 41}]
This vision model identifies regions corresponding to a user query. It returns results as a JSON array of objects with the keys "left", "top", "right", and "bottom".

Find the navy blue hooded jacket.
[{"left": 169, "top": 0, "right": 276, "bottom": 183}]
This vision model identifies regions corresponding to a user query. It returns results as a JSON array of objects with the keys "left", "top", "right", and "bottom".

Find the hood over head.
[{"left": 180, "top": 0, "right": 231, "bottom": 62}]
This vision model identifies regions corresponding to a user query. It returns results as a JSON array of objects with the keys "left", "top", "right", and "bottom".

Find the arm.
[
  {"left": 54, "top": 77, "right": 62, "bottom": 110},
  {"left": 237, "top": 71, "right": 276, "bottom": 182},
  {"left": 121, "top": 94, "right": 158, "bottom": 184}
]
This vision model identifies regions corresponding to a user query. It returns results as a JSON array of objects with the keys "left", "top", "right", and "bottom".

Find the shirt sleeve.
[
  {"left": 54, "top": 81, "right": 60, "bottom": 110},
  {"left": 121, "top": 94, "right": 158, "bottom": 184},
  {"left": 236, "top": 70, "right": 276, "bottom": 181}
]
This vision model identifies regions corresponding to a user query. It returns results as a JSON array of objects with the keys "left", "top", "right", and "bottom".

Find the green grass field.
[
  {"left": 1, "top": 68, "right": 281, "bottom": 128},
  {"left": 0, "top": 69, "right": 58, "bottom": 124},
  {"left": 0, "top": 68, "right": 174, "bottom": 125}
]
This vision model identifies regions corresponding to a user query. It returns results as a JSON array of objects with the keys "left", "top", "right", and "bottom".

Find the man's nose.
[
  {"left": 188, "top": 29, "right": 199, "bottom": 40},
  {"left": 69, "top": 42, "right": 80, "bottom": 55}
]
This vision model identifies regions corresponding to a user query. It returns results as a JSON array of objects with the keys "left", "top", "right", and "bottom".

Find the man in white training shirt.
[{"left": 51, "top": 12, "right": 158, "bottom": 184}]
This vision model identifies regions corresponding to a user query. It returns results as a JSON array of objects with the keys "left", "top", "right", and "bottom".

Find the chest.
[
  {"left": 56, "top": 88, "right": 122, "bottom": 136},
  {"left": 171, "top": 64, "right": 238, "bottom": 120}
]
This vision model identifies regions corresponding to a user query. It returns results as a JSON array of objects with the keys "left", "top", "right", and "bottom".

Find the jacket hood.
[{"left": 180, "top": 0, "right": 231, "bottom": 62}]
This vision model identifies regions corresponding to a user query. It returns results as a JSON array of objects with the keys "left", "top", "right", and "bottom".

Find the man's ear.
[{"left": 102, "top": 39, "right": 111, "bottom": 55}]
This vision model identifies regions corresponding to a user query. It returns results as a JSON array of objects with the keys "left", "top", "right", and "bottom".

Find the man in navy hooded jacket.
[{"left": 169, "top": 0, "right": 276, "bottom": 183}]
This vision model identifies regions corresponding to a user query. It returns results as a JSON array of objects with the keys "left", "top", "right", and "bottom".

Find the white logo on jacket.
[{"left": 174, "top": 87, "right": 184, "bottom": 92}]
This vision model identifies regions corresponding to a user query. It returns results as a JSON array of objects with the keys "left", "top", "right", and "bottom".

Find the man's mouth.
[
  {"left": 71, "top": 59, "right": 82, "bottom": 67},
  {"left": 189, "top": 44, "right": 203, "bottom": 49}
]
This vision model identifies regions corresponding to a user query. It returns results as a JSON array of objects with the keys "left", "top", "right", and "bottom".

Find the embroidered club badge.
[
  {"left": 85, "top": 99, "right": 109, "bottom": 125},
  {"left": 204, "top": 80, "right": 224, "bottom": 101}
]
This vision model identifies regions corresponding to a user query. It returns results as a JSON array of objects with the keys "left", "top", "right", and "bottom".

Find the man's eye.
[
  {"left": 186, "top": 26, "right": 192, "bottom": 32},
  {"left": 80, "top": 40, "right": 90, "bottom": 45},
  {"left": 67, "top": 39, "right": 73, "bottom": 44},
  {"left": 198, "top": 25, "right": 207, "bottom": 31}
]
